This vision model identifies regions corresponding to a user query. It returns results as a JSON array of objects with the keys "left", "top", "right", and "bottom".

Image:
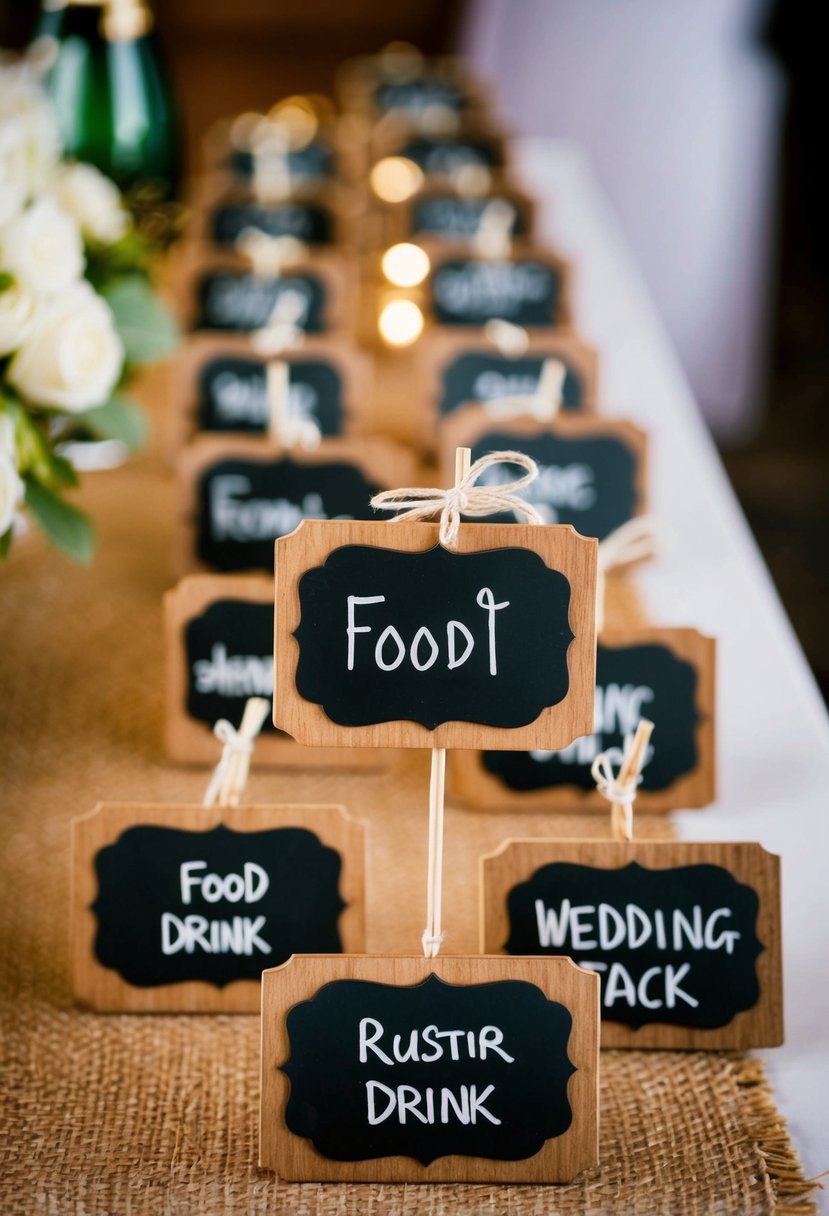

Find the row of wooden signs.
[{"left": 74, "top": 799, "right": 777, "bottom": 1046}]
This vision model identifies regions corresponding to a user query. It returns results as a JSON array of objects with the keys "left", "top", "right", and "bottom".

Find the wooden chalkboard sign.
[
  {"left": 260, "top": 954, "right": 599, "bottom": 1182},
  {"left": 228, "top": 138, "right": 336, "bottom": 185},
  {"left": 274, "top": 519, "right": 597, "bottom": 750},
  {"left": 176, "top": 436, "right": 415, "bottom": 575},
  {"left": 168, "top": 334, "right": 369, "bottom": 456},
  {"left": 386, "top": 186, "right": 534, "bottom": 248},
  {"left": 170, "top": 245, "right": 353, "bottom": 335},
  {"left": 415, "top": 329, "right": 599, "bottom": 444},
  {"left": 427, "top": 246, "right": 571, "bottom": 329},
  {"left": 164, "top": 575, "right": 382, "bottom": 768},
  {"left": 439, "top": 413, "right": 647, "bottom": 539},
  {"left": 452, "top": 626, "right": 715, "bottom": 812},
  {"left": 72, "top": 802, "right": 366, "bottom": 1013},
  {"left": 481, "top": 839, "right": 782, "bottom": 1049}
]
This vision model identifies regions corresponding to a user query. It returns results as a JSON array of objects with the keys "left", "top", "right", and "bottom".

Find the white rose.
[
  {"left": 0, "top": 276, "right": 41, "bottom": 356},
  {"left": 8, "top": 281, "right": 124, "bottom": 412},
  {"left": 0, "top": 197, "right": 84, "bottom": 296},
  {"left": 0, "top": 120, "right": 28, "bottom": 227},
  {"left": 51, "top": 163, "right": 129, "bottom": 245},
  {"left": 0, "top": 446, "right": 24, "bottom": 536},
  {"left": 0, "top": 63, "right": 61, "bottom": 194}
]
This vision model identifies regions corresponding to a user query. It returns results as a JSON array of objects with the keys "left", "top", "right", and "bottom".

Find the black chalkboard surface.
[
  {"left": 504, "top": 862, "right": 762, "bottom": 1030},
  {"left": 411, "top": 195, "right": 529, "bottom": 242},
  {"left": 294, "top": 543, "right": 573, "bottom": 730},
  {"left": 195, "top": 457, "right": 380, "bottom": 572},
  {"left": 211, "top": 200, "right": 333, "bottom": 248},
  {"left": 375, "top": 78, "right": 467, "bottom": 115},
  {"left": 185, "top": 598, "right": 276, "bottom": 731},
  {"left": 431, "top": 258, "right": 561, "bottom": 327},
  {"left": 483, "top": 641, "right": 699, "bottom": 793},
  {"left": 466, "top": 431, "right": 639, "bottom": 538},
  {"left": 230, "top": 140, "right": 334, "bottom": 183},
  {"left": 438, "top": 353, "right": 584, "bottom": 416},
  {"left": 282, "top": 973, "right": 574, "bottom": 1164},
  {"left": 93, "top": 825, "right": 345, "bottom": 988},
  {"left": 196, "top": 271, "right": 325, "bottom": 332},
  {"left": 401, "top": 135, "right": 503, "bottom": 178},
  {"left": 196, "top": 356, "right": 345, "bottom": 435}
]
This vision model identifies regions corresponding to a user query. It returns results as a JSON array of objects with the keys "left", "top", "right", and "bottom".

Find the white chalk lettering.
[{"left": 193, "top": 643, "right": 273, "bottom": 698}]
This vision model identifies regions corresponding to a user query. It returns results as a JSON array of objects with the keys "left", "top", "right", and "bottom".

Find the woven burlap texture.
[{"left": 0, "top": 369, "right": 819, "bottom": 1214}]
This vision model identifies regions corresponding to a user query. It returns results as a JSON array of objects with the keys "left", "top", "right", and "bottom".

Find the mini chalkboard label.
[
  {"left": 439, "top": 414, "right": 647, "bottom": 538},
  {"left": 440, "top": 351, "right": 586, "bottom": 416},
  {"left": 170, "top": 334, "right": 368, "bottom": 456},
  {"left": 196, "top": 355, "right": 345, "bottom": 435},
  {"left": 409, "top": 192, "right": 530, "bottom": 242},
  {"left": 452, "top": 628, "right": 715, "bottom": 811},
  {"left": 164, "top": 575, "right": 384, "bottom": 768},
  {"left": 400, "top": 134, "right": 504, "bottom": 179},
  {"left": 177, "top": 437, "right": 416, "bottom": 575},
  {"left": 274, "top": 519, "right": 597, "bottom": 750},
  {"left": 195, "top": 270, "right": 326, "bottom": 332},
  {"left": 185, "top": 597, "right": 276, "bottom": 729},
  {"left": 481, "top": 840, "right": 782, "bottom": 1050},
  {"left": 211, "top": 199, "right": 334, "bottom": 248},
  {"left": 260, "top": 954, "right": 599, "bottom": 1182},
  {"left": 430, "top": 254, "right": 568, "bottom": 328},
  {"left": 71, "top": 803, "right": 366, "bottom": 1013},
  {"left": 230, "top": 139, "right": 335, "bottom": 183},
  {"left": 374, "top": 78, "right": 467, "bottom": 116}
]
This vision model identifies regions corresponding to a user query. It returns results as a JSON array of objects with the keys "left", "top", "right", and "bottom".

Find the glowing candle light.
[{"left": 381, "top": 242, "right": 431, "bottom": 288}]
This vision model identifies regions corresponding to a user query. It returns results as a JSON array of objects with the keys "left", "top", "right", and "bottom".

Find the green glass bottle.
[{"left": 35, "top": 0, "right": 180, "bottom": 203}]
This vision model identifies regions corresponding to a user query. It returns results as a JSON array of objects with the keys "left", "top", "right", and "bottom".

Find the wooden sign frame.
[
  {"left": 274, "top": 518, "right": 597, "bottom": 750},
  {"left": 480, "top": 838, "right": 782, "bottom": 1050},
  {"left": 163, "top": 574, "right": 384, "bottom": 769},
  {"left": 451, "top": 626, "right": 716, "bottom": 812},
  {"left": 381, "top": 182, "right": 536, "bottom": 250},
  {"left": 438, "top": 411, "right": 648, "bottom": 534},
  {"left": 168, "top": 241, "right": 356, "bottom": 335},
  {"left": 175, "top": 433, "right": 417, "bottom": 576},
  {"left": 423, "top": 240, "right": 573, "bottom": 330},
  {"left": 72, "top": 801, "right": 367, "bottom": 1013},
  {"left": 185, "top": 171, "right": 356, "bottom": 249},
  {"left": 260, "top": 953, "right": 599, "bottom": 1182},
  {"left": 167, "top": 332, "right": 372, "bottom": 460},
  {"left": 415, "top": 327, "right": 599, "bottom": 449}
]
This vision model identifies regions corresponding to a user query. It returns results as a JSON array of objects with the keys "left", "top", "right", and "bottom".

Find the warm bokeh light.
[
  {"left": 381, "top": 242, "right": 431, "bottom": 287},
  {"left": 378, "top": 299, "right": 425, "bottom": 346},
  {"left": 370, "top": 156, "right": 424, "bottom": 202},
  {"left": 268, "top": 96, "right": 319, "bottom": 149}
]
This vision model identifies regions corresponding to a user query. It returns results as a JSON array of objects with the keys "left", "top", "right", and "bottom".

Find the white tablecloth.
[{"left": 519, "top": 137, "right": 829, "bottom": 1182}]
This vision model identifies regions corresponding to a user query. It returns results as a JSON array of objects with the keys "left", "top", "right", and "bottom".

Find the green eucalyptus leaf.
[
  {"left": 81, "top": 393, "right": 149, "bottom": 452},
  {"left": 102, "top": 274, "right": 180, "bottom": 365},
  {"left": 0, "top": 528, "right": 12, "bottom": 558},
  {"left": 24, "top": 476, "right": 95, "bottom": 564}
]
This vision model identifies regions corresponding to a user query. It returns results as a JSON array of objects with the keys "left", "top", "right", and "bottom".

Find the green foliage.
[
  {"left": 24, "top": 476, "right": 95, "bottom": 564},
  {"left": 102, "top": 274, "right": 179, "bottom": 366},
  {"left": 81, "top": 393, "right": 149, "bottom": 452}
]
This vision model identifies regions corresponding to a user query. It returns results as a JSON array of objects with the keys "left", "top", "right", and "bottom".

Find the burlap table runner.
[{"left": 0, "top": 366, "right": 819, "bottom": 1214}]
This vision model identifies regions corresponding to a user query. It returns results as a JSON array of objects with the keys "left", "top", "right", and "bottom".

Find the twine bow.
[
  {"left": 202, "top": 697, "right": 270, "bottom": 809},
  {"left": 266, "top": 361, "right": 321, "bottom": 450},
  {"left": 236, "top": 228, "right": 308, "bottom": 277},
  {"left": 597, "top": 515, "right": 672, "bottom": 632},
  {"left": 484, "top": 317, "right": 530, "bottom": 357},
  {"left": 591, "top": 719, "right": 654, "bottom": 842},
  {"left": 371, "top": 449, "right": 543, "bottom": 547},
  {"left": 251, "top": 287, "right": 307, "bottom": 356},
  {"left": 484, "top": 356, "right": 566, "bottom": 422},
  {"left": 474, "top": 198, "right": 516, "bottom": 260}
]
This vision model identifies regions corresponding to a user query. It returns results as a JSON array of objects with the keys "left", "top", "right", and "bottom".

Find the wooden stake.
[
  {"left": 423, "top": 447, "right": 471, "bottom": 957},
  {"left": 266, "top": 360, "right": 290, "bottom": 445},
  {"left": 610, "top": 718, "right": 654, "bottom": 842}
]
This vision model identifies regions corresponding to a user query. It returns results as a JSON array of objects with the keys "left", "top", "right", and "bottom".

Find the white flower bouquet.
[{"left": 0, "top": 58, "right": 178, "bottom": 563}]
